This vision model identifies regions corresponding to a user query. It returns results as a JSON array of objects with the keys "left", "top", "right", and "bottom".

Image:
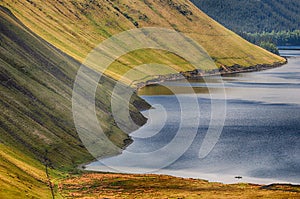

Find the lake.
[{"left": 86, "top": 48, "right": 300, "bottom": 184}]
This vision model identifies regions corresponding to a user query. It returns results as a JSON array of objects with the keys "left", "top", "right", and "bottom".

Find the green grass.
[
  {"left": 0, "top": 144, "right": 52, "bottom": 199},
  {"left": 0, "top": 5, "right": 149, "bottom": 198},
  {"left": 0, "top": 1, "right": 291, "bottom": 198},
  {"left": 0, "top": 0, "right": 286, "bottom": 86},
  {"left": 0, "top": 4, "right": 149, "bottom": 167}
]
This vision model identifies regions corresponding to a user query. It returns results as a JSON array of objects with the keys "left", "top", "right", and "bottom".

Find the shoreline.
[
  {"left": 79, "top": 59, "right": 292, "bottom": 185},
  {"left": 82, "top": 166, "right": 300, "bottom": 186},
  {"left": 135, "top": 60, "right": 287, "bottom": 89}
]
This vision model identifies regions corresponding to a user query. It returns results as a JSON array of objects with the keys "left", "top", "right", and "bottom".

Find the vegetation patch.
[{"left": 59, "top": 173, "right": 300, "bottom": 198}]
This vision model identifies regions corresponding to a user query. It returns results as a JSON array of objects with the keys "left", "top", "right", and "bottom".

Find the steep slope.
[
  {"left": 1, "top": 0, "right": 285, "bottom": 86},
  {"left": 191, "top": 0, "right": 300, "bottom": 33},
  {"left": 0, "top": 5, "right": 148, "bottom": 197},
  {"left": 0, "top": 1, "right": 295, "bottom": 198}
]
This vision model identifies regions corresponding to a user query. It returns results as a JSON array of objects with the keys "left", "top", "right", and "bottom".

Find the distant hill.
[{"left": 191, "top": 0, "right": 300, "bottom": 33}]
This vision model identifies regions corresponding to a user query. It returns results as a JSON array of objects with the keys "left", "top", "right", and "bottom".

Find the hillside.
[
  {"left": 0, "top": 0, "right": 293, "bottom": 198},
  {"left": 191, "top": 0, "right": 300, "bottom": 33},
  {"left": 0, "top": 0, "right": 285, "bottom": 86},
  {"left": 0, "top": 6, "right": 148, "bottom": 198}
]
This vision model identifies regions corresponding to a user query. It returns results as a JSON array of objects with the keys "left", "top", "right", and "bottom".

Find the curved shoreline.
[
  {"left": 135, "top": 60, "right": 287, "bottom": 89},
  {"left": 80, "top": 59, "right": 290, "bottom": 183}
]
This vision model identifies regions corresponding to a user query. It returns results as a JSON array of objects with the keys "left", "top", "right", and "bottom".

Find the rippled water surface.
[{"left": 86, "top": 50, "right": 300, "bottom": 184}]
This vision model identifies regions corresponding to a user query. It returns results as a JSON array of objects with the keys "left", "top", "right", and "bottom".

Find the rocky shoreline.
[{"left": 135, "top": 60, "right": 287, "bottom": 89}]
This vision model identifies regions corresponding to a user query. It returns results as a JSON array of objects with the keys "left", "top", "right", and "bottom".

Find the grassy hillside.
[
  {"left": 0, "top": 0, "right": 285, "bottom": 86},
  {"left": 0, "top": 144, "right": 54, "bottom": 198},
  {"left": 0, "top": 1, "right": 294, "bottom": 198},
  {"left": 0, "top": 5, "right": 148, "bottom": 198},
  {"left": 191, "top": 0, "right": 300, "bottom": 33}
]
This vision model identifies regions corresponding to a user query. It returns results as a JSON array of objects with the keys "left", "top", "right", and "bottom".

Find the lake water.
[{"left": 86, "top": 49, "right": 300, "bottom": 184}]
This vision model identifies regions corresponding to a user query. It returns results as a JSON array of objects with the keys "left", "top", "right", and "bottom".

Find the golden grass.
[
  {"left": 0, "top": 144, "right": 52, "bottom": 199},
  {"left": 1, "top": 0, "right": 286, "bottom": 85},
  {"left": 59, "top": 173, "right": 300, "bottom": 199},
  {"left": 0, "top": 1, "right": 292, "bottom": 198}
]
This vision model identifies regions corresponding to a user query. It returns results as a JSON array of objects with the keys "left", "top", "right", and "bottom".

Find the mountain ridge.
[{"left": 0, "top": 0, "right": 285, "bottom": 86}]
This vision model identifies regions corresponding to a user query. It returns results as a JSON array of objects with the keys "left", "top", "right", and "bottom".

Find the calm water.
[{"left": 86, "top": 49, "right": 300, "bottom": 184}]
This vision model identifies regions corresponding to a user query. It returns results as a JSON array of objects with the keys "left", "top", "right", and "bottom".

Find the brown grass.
[{"left": 59, "top": 173, "right": 300, "bottom": 198}]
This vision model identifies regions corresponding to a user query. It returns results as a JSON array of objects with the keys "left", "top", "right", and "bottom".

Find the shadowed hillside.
[{"left": 0, "top": 6, "right": 148, "bottom": 198}]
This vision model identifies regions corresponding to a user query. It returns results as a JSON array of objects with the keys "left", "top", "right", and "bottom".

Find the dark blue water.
[
  {"left": 278, "top": 46, "right": 300, "bottom": 50},
  {"left": 136, "top": 96, "right": 300, "bottom": 183},
  {"left": 279, "top": 50, "right": 300, "bottom": 57},
  {"left": 86, "top": 50, "right": 300, "bottom": 184}
]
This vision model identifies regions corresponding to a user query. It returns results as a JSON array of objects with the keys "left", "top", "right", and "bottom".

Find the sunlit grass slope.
[
  {"left": 1, "top": 0, "right": 286, "bottom": 85},
  {"left": 0, "top": 5, "right": 148, "bottom": 198},
  {"left": 0, "top": 144, "right": 52, "bottom": 198}
]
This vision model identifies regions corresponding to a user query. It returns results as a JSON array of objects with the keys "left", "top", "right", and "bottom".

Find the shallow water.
[{"left": 86, "top": 50, "right": 300, "bottom": 184}]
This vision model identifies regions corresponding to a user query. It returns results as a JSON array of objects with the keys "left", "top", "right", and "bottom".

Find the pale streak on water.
[{"left": 86, "top": 50, "right": 300, "bottom": 184}]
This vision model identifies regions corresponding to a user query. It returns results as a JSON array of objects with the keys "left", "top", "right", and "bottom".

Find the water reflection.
[
  {"left": 139, "top": 58, "right": 300, "bottom": 105},
  {"left": 86, "top": 51, "right": 300, "bottom": 184}
]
